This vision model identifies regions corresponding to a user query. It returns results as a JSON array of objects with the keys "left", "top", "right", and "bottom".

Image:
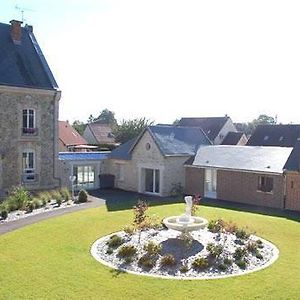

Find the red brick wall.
[
  {"left": 285, "top": 172, "right": 300, "bottom": 212},
  {"left": 185, "top": 167, "right": 285, "bottom": 209},
  {"left": 185, "top": 167, "right": 204, "bottom": 196}
]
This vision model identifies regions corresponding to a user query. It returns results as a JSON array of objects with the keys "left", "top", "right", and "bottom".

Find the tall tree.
[
  {"left": 113, "top": 117, "right": 153, "bottom": 144},
  {"left": 72, "top": 120, "right": 86, "bottom": 135},
  {"left": 87, "top": 114, "right": 96, "bottom": 124},
  {"left": 252, "top": 114, "right": 276, "bottom": 126},
  {"left": 94, "top": 109, "right": 117, "bottom": 126}
]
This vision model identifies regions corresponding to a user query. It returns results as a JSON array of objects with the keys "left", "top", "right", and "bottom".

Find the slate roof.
[
  {"left": 86, "top": 123, "right": 116, "bottom": 145},
  {"left": 246, "top": 125, "right": 300, "bottom": 147},
  {"left": 188, "top": 145, "right": 294, "bottom": 174},
  {"left": 177, "top": 117, "right": 231, "bottom": 141},
  {"left": 0, "top": 22, "right": 58, "bottom": 89},
  {"left": 284, "top": 141, "right": 300, "bottom": 172},
  {"left": 109, "top": 125, "right": 212, "bottom": 160},
  {"left": 58, "top": 152, "right": 109, "bottom": 161},
  {"left": 221, "top": 132, "right": 245, "bottom": 145},
  {"left": 59, "top": 121, "right": 87, "bottom": 147}
]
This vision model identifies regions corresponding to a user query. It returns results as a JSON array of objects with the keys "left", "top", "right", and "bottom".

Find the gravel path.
[{"left": 0, "top": 195, "right": 105, "bottom": 236}]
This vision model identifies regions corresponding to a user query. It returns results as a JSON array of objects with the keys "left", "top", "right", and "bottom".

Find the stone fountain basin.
[{"left": 163, "top": 216, "right": 208, "bottom": 232}]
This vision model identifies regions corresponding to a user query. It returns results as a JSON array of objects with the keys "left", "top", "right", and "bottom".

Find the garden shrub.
[
  {"left": 60, "top": 187, "right": 71, "bottom": 202},
  {"left": 206, "top": 243, "right": 223, "bottom": 258},
  {"left": 138, "top": 254, "right": 156, "bottom": 269},
  {"left": 10, "top": 186, "right": 31, "bottom": 210},
  {"left": 218, "top": 263, "right": 228, "bottom": 271},
  {"left": 50, "top": 189, "right": 63, "bottom": 202},
  {"left": 123, "top": 225, "right": 135, "bottom": 235},
  {"left": 246, "top": 242, "right": 258, "bottom": 253},
  {"left": 256, "top": 239, "right": 264, "bottom": 249},
  {"left": 0, "top": 210, "right": 8, "bottom": 220},
  {"left": 207, "top": 219, "right": 225, "bottom": 233},
  {"left": 234, "top": 247, "right": 247, "bottom": 260},
  {"left": 106, "top": 235, "right": 124, "bottom": 248},
  {"left": 236, "top": 259, "right": 247, "bottom": 269},
  {"left": 118, "top": 245, "right": 137, "bottom": 258},
  {"left": 25, "top": 201, "right": 34, "bottom": 213},
  {"left": 143, "top": 241, "right": 162, "bottom": 256},
  {"left": 223, "top": 257, "right": 233, "bottom": 266},
  {"left": 32, "top": 198, "right": 42, "bottom": 209},
  {"left": 192, "top": 257, "right": 209, "bottom": 270},
  {"left": 255, "top": 252, "right": 263, "bottom": 260},
  {"left": 179, "top": 264, "right": 189, "bottom": 273},
  {"left": 235, "top": 228, "right": 250, "bottom": 240},
  {"left": 106, "top": 248, "right": 114, "bottom": 255},
  {"left": 78, "top": 189, "right": 88, "bottom": 203},
  {"left": 160, "top": 254, "right": 176, "bottom": 267},
  {"left": 223, "top": 221, "right": 238, "bottom": 233},
  {"left": 38, "top": 191, "right": 52, "bottom": 203},
  {"left": 56, "top": 198, "right": 62, "bottom": 207}
]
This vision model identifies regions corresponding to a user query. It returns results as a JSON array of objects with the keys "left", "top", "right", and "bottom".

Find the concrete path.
[{"left": 0, "top": 195, "right": 105, "bottom": 236}]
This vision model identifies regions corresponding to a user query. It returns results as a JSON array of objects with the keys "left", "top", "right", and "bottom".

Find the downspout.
[
  {"left": 53, "top": 90, "right": 62, "bottom": 188},
  {"left": 282, "top": 170, "right": 287, "bottom": 210}
]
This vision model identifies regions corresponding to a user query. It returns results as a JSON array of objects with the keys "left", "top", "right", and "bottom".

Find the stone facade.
[
  {"left": 285, "top": 172, "right": 300, "bottom": 211},
  {"left": 185, "top": 166, "right": 285, "bottom": 209},
  {"left": 106, "top": 131, "right": 190, "bottom": 196},
  {"left": 0, "top": 85, "right": 61, "bottom": 191}
]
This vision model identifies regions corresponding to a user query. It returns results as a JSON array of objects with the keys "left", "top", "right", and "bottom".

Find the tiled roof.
[
  {"left": 246, "top": 125, "right": 300, "bottom": 147},
  {"left": 59, "top": 121, "right": 87, "bottom": 147},
  {"left": 87, "top": 123, "right": 116, "bottom": 144},
  {"left": 177, "top": 117, "right": 230, "bottom": 141},
  {"left": 0, "top": 22, "right": 58, "bottom": 89},
  {"left": 188, "top": 145, "right": 293, "bottom": 174},
  {"left": 109, "top": 138, "right": 136, "bottom": 160},
  {"left": 58, "top": 152, "right": 109, "bottom": 161},
  {"left": 221, "top": 132, "right": 245, "bottom": 145}
]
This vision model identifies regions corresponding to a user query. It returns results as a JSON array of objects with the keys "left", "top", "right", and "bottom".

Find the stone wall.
[{"left": 0, "top": 86, "right": 60, "bottom": 191}]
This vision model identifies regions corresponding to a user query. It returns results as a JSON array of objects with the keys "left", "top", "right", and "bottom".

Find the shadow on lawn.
[{"left": 89, "top": 189, "right": 300, "bottom": 223}]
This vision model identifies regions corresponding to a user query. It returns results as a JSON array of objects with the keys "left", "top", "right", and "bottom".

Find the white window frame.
[
  {"left": 22, "top": 150, "right": 36, "bottom": 182},
  {"left": 22, "top": 109, "right": 36, "bottom": 129}
]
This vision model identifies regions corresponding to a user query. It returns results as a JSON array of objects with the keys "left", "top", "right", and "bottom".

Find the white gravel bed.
[
  {"left": 91, "top": 228, "right": 279, "bottom": 280},
  {"left": 0, "top": 200, "right": 81, "bottom": 224}
]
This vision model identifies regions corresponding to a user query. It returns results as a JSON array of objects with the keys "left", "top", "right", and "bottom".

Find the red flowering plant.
[{"left": 191, "top": 194, "right": 201, "bottom": 216}]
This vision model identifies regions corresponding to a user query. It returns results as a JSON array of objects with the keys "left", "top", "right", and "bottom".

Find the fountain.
[{"left": 163, "top": 196, "right": 208, "bottom": 233}]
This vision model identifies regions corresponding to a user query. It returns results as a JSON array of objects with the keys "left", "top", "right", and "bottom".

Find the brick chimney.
[{"left": 10, "top": 20, "right": 23, "bottom": 45}]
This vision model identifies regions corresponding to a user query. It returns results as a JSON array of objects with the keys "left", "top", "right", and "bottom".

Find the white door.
[{"left": 204, "top": 168, "right": 217, "bottom": 198}]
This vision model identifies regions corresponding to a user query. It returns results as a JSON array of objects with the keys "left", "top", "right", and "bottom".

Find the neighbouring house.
[
  {"left": 246, "top": 124, "right": 300, "bottom": 147},
  {"left": 221, "top": 131, "right": 248, "bottom": 145},
  {"left": 0, "top": 20, "right": 61, "bottom": 192},
  {"left": 59, "top": 121, "right": 96, "bottom": 152},
  {"left": 105, "top": 125, "right": 211, "bottom": 196},
  {"left": 59, "top": 152, "right": 109, "bottom": 190},
  {"left": 185, "top": 145, "right": 300, "bottom": 212},
  {"left": 177, "top": 116, "right": 237, "bottom": 144},
  {"left": 83, "top": 122, "right": 117, "bottom": 148}
]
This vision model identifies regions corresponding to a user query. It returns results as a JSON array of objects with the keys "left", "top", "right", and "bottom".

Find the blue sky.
[{"left": 1, "top": 1, "right": 300, "bottom": 124}]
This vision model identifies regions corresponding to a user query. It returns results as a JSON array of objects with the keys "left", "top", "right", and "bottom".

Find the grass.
[{"left": 0, "top": 202, "right": 299, "bottom": 300}]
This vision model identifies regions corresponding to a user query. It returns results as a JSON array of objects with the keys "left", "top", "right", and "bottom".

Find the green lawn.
[{"left": 0, "top": 202, "right": 299, "bottom": 300}]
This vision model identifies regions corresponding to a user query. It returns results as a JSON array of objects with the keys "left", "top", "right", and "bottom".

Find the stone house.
[
  {"left": 0, "top": 20, "right": 60, "bottom": 192},
  {"left": 177, "top": 116, "right": 237, "bottom": 144},
  {"left": 185, "top": 145, "right": 300, "bottom": 212},
  {"left": 105, "top": 125, "right": 211, "bottom": 196}
]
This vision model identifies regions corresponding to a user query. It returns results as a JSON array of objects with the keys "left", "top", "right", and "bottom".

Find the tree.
[
  {"left": 252, "top": 114, "right": 276, "bottom": 127},
  {"left": 94, "top": 109, "right": 117, "bottom": 126},
  {"left": 87, "top": 114, "right": 96, "bottom": 124},
  {"left": 113, "top": 117, "right": 153, "bottom": 143},
  {"left": 173, "top": 118, "right": 180, "bottom": 125},
  {"left": 72, "top": 120, "right": 86, "bottom": 135}
]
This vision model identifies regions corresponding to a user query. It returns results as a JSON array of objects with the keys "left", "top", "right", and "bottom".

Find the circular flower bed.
[{"left": 91, "top": 225, "right": 279, "bottom": 280}]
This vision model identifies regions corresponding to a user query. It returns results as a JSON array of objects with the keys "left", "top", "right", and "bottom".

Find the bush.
[
  {"left": 123, "top": 225, "right": 135, "bottom": 235},
  {"left": 106, "top": 248, "right": 114, "bottom": 255},
  {"left": 246, "top": 242, "right": 258, "bottom": 253},
  {"left": 207, "top": 219, "right": 225, "bottom": 233},
  {"left": 235, "top": 228, "right": 250, "bottom": 240},
  {"left": 118, "top": 245, "right": 137, "bottom": 258},
  {"left": 106, "top": 235, "right": 124, "bottom": 248},
  {"left": 138, "top": 254, "right": 156, "bottom": 269},
  {"left": 143, "top": 241, "right": 161, "bottom": 256},
  {"left": 160, "top": 254, "right": 176, "bottom": 267},
  {"left": 236, "top": 259, "right": 247, "bottom": 269},
  {"left": 10, "top": 186, "right": 31, "bottom": 210},
  {"left": 60, "top": 187, "right": 71, "bottom": 202},
  {"left": 234, "top": 247, "right": 247, "bottom": 260},
  {"left": 25, "top": 201, "right": 34, "bottom": 213},
  {"left": 192, "top": 257, "right": 209, "bottom": 270},
  {"left": 223, "top": 257, "right": 233, "bottom": 266},
  {"left": 223, "top": 221, "right": 238, "bottom": 233},
  {"left": 206, "top": 243, "right": 223, "bottom": 258},
  {"left": 218, "top": 263, "right": 228, "bottom": 271},
  {"left": 32, "top": 198, "right": 42, "bottom": 209},
  {"left": 179, "top": 264, "right": 189, "bottom": 273},
  {"left": 78, "top": 189, "right": 88, "bottom": 203},
  {"left": 50, "top": 189, "right": 63, "bottom": 202},
  {"left": 38, "top": 191, "right": 52, "bottom": 204},
  {"left": 256, "top": 239, "right": 264, "bottom": 249},
  {"left": 0, "top": 210, "right": 8, "bottom": 220}
]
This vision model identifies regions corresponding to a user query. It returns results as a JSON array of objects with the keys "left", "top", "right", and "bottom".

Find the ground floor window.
[
  {"left": 73, "top": 165, "right": 95, "bottom": 190},
  {"left": 144, "top": 168, "right": 160, "bottom": 194},
  {"left": 22, "top": 150, "right": 36, "bottom": 181},
  {"left": 258, "top": 176, "right": 273, "bottom": 193}
]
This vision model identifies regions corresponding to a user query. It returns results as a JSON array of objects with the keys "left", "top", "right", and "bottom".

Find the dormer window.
[
  {"left": 263, "top": 136, "right": 269, "bottom": 141},
  {"left": 22, "top": 109, "right": 36, "bottom": 135},
  {"left": 279, "top": 136, "right": 284, "bottom": 142}
]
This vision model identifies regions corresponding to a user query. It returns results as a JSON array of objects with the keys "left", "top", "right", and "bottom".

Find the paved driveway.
[{"left": 0, "top": 195, "right": 106, "bottom": 236}]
